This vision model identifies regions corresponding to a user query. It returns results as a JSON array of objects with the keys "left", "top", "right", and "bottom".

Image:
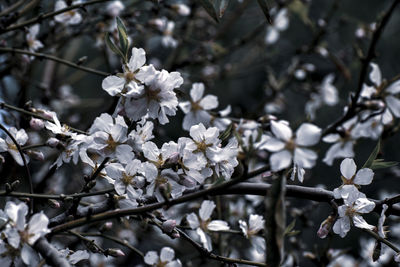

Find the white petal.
[
  {"left": 352, "top": 214, "right": 374, "bottom": 230},
  {"left": 385, "top": 79, "right": 400, "bottom": 94},
  {"left": 190, "top": 83, "right": 205, "bottom": 102},
  {"left": 271, "top": 120, "right": 292, "bottom": 141},
  {"left": 200, "top": 95, "right": 218, "bottom": 110},
  {"left": 160, "top": 247, "right": 175, "bottom": 262},
  {"left": 353, "top": 168, "right": 374, "bottom": 185},
  {"left": 263, "top": 138, "right": 285, "bottom": 152},
  {"left": 186, "top": 213, "right": 200, "bottom": 229},
  {"left": 128, "top": 48, "right": 146, "bottom": 72},
  {"left": 144, "top": 251, "right": 159, "bottom": 265},
  {"left": 199, "top": 200, "right": 216, "bottom": 221},
  {"left": 369, "top": 63, "right": 382, "bottom": 86},
  {"left": 270, "top": 150, "right": 292, "bottom": 171},
  {"left": 295, "top": 123, "right": 321, "bottom": 146},
  {"left": 385, "top": 95, "right": 400, "bottom": 117},
  {"left": 101, "top": 76, "right": 125, "bottom": 96},
  {"left": 333, "top": 216, "right": 351, "bottom": 238},
  {"left": 207, "top": 220, "right": 230, "bottom": 231},
  {"left": 340, "top": 158, "right": 357, "bottom": 179}
]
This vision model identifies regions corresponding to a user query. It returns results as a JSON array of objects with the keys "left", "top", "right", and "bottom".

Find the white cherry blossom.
[
  {"left": 102, "top": 48, "right": 146, "bottom": 97},
  {"left": 179, "top": 83, "right": 219, "bottom": 130},
  {"left": 264, "top": 120, "right": 321, "bottom": 182},
  {"left": 144, "top": 247, "right": 181, "bottom": 267},
  {"left": 54, "top": 1, "right": 82, "bottom": 25},
  {"left": 0, "top": 127, "right": 29, "bottom": 166},
  {"left": 186, "top": 200, "right": 230, "bottom": 251},
  {"left": 333, "top": 185, "right": 375, "bottom": 237}
]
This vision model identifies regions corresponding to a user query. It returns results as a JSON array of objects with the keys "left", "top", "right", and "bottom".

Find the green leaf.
[
  {"left": 105, "top": 32, "right": 125, "bottom": 60},
  {"left": 199, "top": 0, "right": 219, "bottom": 23},
  {"left": 288, "top": 0, "right": 313, "bottom": 28},
  {"left": 256, "top": 0, "right": 273, "bottom": 24},
  {"left": 219, "top": 0, "right": 230, "bottom": 18},
  {"left": 219, "top": 123, "right": 233, "bottom": 141},
  {"left": 116, "top": 17, "right": 129, "bottom": 60},
  {"left": 370, "top": 160, "right": 398, "bottom": 170},
  {"left": 284, "top": 219, "right": 296, "bottom": 236},
  {"left": 363, "top": 140, "right": 381, "bottom": 169}
]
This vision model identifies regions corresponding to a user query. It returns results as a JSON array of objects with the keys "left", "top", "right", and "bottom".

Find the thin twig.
[
  {"left": 175, "top": 228, "right": 268, "bottom": 267},
  {"left": 0, "top": 47, "right": 109, "bottom": 77},
  {"left": 0, "top": 0, "right": 110, "bottom": 34}
]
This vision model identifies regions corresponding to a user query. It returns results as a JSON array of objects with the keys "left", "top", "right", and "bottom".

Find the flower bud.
[
  {"left": 162, "top": 220, "right": 176, "bottom": 233},
  {"left": 106, "top": 248, "right": 125, "bottom": 257},
  {"left": 30, "top": 118, "right": 44, "bottom": 130},
  {"left": 46, "top": 137, "right": 60, "bottom": 148},
  {"left": 100, "top": 222, "right": 113, "bottom": 232},
  {"left": 317, "top": 215, "right": 334, "bottom": 239},
  {"left": 171, "top": 231, "right": 180, "bottom": 239},
  {"left": 27, "top": 150, "right": 44, "bottom": 161},
  {"left": 171, "top": 4, "right": 191, "bottom": 16},
  {"left": 48, "top": 199, "right": 61, "bottom": 209}
]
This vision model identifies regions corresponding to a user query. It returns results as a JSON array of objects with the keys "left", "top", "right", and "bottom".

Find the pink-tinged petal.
[
  {"left": 190, "top": 83, "right": 204, "bottom": 102},
  {"left": 295, "top": 123, "right": 321, "bottom": 146},
  {"left": 385, "top": 95, "right": 400, "bottom": 117},
  {"left": 353, "top": 168, "right": 374, "bottom": 185},
  {"left": 369, "top": 63, "right": 382, "bottom": 86},
  {"left": 271, "top": 120, "right": 292, "bottom": 141},
  {"left": 200, "top": 95, "right": 218, "bottom": 110},
  {"left": 102, "top": 76, "right": 125, "bottom": 96},
  {"left": 352, "top": 215, "right": 374, "bottom": 230},
  {"left": 199, "top": 200, "right": 216, "bottom": 221},
  {"left": 270, "top": 150, "right": 292, "bottom": 171},
  {"left": 128, "top": 48, "right": 146, "bottom": 72},
  {"left": 340, "top": 158, "right": 356, "bottom": 179},
  {"left": 160, "top": 247, "right": 175, "bottom": 262}
]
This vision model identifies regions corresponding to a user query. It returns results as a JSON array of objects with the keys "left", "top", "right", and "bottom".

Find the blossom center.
[
  {"left": 285, "top": 139, "right": 296, "bottom": 151},
  {"left": 121, "top": 172, "right": 134, "bottom": 185}
]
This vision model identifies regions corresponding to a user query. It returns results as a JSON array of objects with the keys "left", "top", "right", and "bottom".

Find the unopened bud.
[
  {"left": 100, "top": 222, "right": 113, "bottom": 232},
  {"left": 317, "top": 215, "right": 334, "bottom": 239},
  {"left": 171, "top": 4, "right": 191, "bottom": 16},
  {"left": 162, "top": 220, "right": 176, "bottom": 233},
  {"left": 30, "top": 118, "right": 44, "bottom": 130},
  {"left": 171, "top": 231, "right": 180, "bottom": 239},
  {"left": 48, "top": 199, "right": 61, "bottom": 209},
  {"left": 38, "top": 109, "right": 54, "bottom": 120},
  {"left": 11, "top": 180, "right": 20, "bottom": 191},
  {"left": 46, "top": 137, "right": 60, "bottom": 148},
  {"left": 106, "top": 248, "right": 125, "bottom": 257},
  {"left": 27, "top": 150, "right": 44, "bottom": 161}
]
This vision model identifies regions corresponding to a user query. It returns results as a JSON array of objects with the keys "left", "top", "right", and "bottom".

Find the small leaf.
[
  {"left": 370, "top": 160, "right": 398, "bottom": 170},
  {"left": 105, "top": 32, "right": 125, "bottom": 59},
  {"left": 256, "top": 0, "right": 273, "bottom": 24},
  {"left": 199, "top": 0, "right": 219, "bottom": 23},
  {"left": 363, "top": 140, "right": 381, "bottom": 169},
  {"left": 288, "top": 0, "right": 313, "bottom": 28},
  {"left": 219, "top": 123, "right": 233, "bottom": 141},
  {"left": 116, "top": 17, "right": 129, "bottom": 60},
  {"left": 219, "top": 0, "right": 230, "bottom": 18},
  {"left": 284, "top": 219, "right": 296, "bottom": 236}
]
